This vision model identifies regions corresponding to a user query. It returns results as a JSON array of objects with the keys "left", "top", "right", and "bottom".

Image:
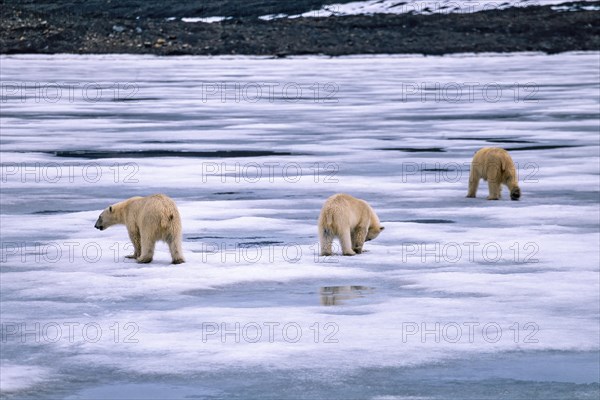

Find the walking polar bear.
[
  {"left": 94, "top": 194, "right": 185, "bottom": 264},
  {"left": 318, "top": 193, "right": 384, "bottom": 256},
  {"left": 467, "top": 147, "right": 521, "bottom": 201}
]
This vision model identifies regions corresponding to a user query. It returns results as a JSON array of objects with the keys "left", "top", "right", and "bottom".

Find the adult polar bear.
[
  {"left": 318, "top": 193, "right": 384, "bottom": 256},
  {"left": 467, "top": 147, "right": 521, "bottom": 201},
  {"left": 95, "top": 194, "right": 185, "bottom": 264}
]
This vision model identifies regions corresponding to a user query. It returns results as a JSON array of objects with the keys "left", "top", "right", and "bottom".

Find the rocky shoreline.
[{"left": 1, "top": 1, "right": 599, "bottom": 56}]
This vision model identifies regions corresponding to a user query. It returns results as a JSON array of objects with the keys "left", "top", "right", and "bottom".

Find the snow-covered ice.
[
  {"left": 181, "top": 16, "right": 232, "bottom": 23},
  {"left": 0, "top": 52, "right": 598, "bottom": 399},
  {"left": 175, "top": 1, "right": 600, "bottom": 22},
  {"left": 280, "top": 0, "right": 599, "bottom": 19}
]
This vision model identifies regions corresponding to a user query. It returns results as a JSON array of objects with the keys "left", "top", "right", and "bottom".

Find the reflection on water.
[{"left": 320, "top": 285, "right": 374, "bottom": 306}]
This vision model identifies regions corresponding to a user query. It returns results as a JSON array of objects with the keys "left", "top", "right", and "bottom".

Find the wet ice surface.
[{"left": 0, "top": 52, "right": 599, "bottom": 399}]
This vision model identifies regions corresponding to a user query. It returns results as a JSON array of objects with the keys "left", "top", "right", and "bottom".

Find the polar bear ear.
[{"left": 109, "top": 206, "right": 113, "bottom": 213}]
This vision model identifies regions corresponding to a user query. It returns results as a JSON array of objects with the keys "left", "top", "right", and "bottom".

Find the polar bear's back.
[
  {"left": 472, "top": 147, "right": 516, "bottom": 180},
  {"left": 319, "top": 193, "right": 372, "bottom": 232},
  {"left": 128, "top": 194, "right": 182, "bottom": 241}
]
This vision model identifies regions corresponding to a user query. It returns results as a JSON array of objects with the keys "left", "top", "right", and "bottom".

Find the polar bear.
[
  {"left": 467, "top": 147, "right": 521, "bottom": 201},
  {"left": 318, "top": 193, "right": 384, "bottom": 256},
  {"left": 94, "top": 194, "right": 185, "bottom": 264}
]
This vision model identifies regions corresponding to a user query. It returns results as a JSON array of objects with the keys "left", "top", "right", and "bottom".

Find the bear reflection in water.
[{"left": 320, "top": 285, "right": 374, "bottom": 306}]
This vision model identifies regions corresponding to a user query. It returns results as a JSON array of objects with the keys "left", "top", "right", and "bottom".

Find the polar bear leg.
[
  {"left": 486, "top": 166, "right": 501, "bottom": 200},
  {"left": 351, "top": 226, "right": 368, "bottom": 254},
  {"left": 126, "top": 226, "right": 141, "bottom": 259},
  {"left": 487, "top": 181, "right": 502, "bottom": 200},
  {"left": 137, "top": 235, "right": 155, "bottom": 263},
  {"left": 510, "top": 185, "right": 521, "bottom": 201},
  {"left": 467, "top": 169, "right": 480, "bottom": 198},
  {"left": 319, "top": 228, "right": 334, "bottom": 256},
  {"left": 340, "top": 230, "right": 356, "bottom": 256},
  {"left": 167, "top": 237, "right": 185, "bottom": 264}
]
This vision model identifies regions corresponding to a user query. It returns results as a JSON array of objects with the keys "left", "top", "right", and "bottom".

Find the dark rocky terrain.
[{"left": 1, "top": 0, "right": 599, "bottom": 55}]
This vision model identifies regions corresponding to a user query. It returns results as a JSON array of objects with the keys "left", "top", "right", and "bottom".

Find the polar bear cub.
[
  {"left": 95, "top": 194, "right": 185, "bottom": 264},
  {"left": 467, "top": 147, "right": 521, "bottom": 201},
  {"left": 318, "top": 193, "right": 384, "bottom": 256}
]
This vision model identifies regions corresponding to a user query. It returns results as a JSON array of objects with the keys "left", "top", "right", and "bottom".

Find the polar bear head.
[
  {"left": 366, "top": 225, "right": 384, "bottom": 241},
  {"left": 94, "top": 205, "right": 118, "bottom": 231}
]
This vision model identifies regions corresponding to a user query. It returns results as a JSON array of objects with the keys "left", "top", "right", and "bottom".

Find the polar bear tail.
[
  {"left": 318, "top": 209, "right": 334, "bottom": 237},
  {"left": 500, "top": 156, "right": 507, "bottom": 172},
  {"left": 324, "top": 212, "right": 334, "bottom": 228},
  {"left": 160, "top": 213, "right": 172, "bottom": 230}
]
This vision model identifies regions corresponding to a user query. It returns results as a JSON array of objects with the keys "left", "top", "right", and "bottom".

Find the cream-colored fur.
[
  {"left": 467, "top": 147, "right": 521, "bottom": 201},
  {"left": 95, "top": 194, "right": 185, "bottom": 264},
  {"left": 318, "top": 193, "right": 384, "bottom": 256}
]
